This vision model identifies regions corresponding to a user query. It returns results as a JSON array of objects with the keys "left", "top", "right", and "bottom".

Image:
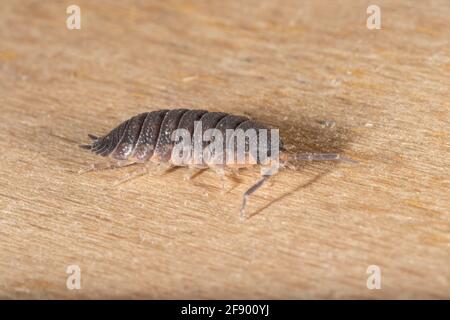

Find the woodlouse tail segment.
[
  {"left": 79, "top": 133, "right": 117, "bottom": 157},
  {"left": 79, "top": 134, "right": 100, "bottom": 150},
  {"left": 79, "top": 144, "right": 92, "bottom": 150},
  {"left": 77, "top": 159, "right": 136, "bottom": 175},
  {"left": 88, "top": 134, "right": 99, "bottom": 140}
]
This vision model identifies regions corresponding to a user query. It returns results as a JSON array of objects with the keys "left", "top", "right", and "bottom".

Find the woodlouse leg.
[
  {"left": 78, "top": 160, "right": 136, "bottom": 174},
  {"left": 183, "top": 167, "right": 206, "bottom": 181},
  {"left": 151, "top": 163, "right": 175, "bottom": 176},
  {"left": 240, "top": 174, "right": 271, "bottom": 220},
  {"left": 113, "top": 163, "right": 174, "bottom": 186},
  {"left": 207, "top": 165, "right": 225, "bottom": 189},
  {"left": 217, "top": 169, "right": 227, "bottom": 191},
  {"left": 113, "top": 165, "right": 149, "bottom": 186},
  {"left": 223, "top": 169, "right": 242, "bottom": 193},
  {"left": 209, "top": 166, "right": 238, "bottom": 192}
]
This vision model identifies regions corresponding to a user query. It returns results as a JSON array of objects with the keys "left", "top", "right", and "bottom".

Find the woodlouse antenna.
[{"left": 283, "top": 152, "right": 357, "bottom": 165}]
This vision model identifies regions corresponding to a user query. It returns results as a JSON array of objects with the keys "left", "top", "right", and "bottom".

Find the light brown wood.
[{"left": 0, "top": 0, "right": 448, "bottom": 299}]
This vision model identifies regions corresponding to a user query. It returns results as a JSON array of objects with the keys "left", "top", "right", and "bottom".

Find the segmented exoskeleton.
[{"left": 80, "top": 109, "right": 353, "bottom": 219}]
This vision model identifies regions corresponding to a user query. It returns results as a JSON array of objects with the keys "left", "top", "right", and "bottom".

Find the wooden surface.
[{"left": 0, "top": 0, "right": 449, "bottom": 299}]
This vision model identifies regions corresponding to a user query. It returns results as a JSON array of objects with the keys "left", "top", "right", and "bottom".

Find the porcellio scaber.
[{"left": 80, "top": 109, "right": 353, "bottom": 218}]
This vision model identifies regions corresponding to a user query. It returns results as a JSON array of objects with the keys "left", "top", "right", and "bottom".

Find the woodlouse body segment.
[
  {"left": 80, "top": 108, "right": 355, "bottom": 219},
  {"left": 194, "top": 112, "right": 227, "bottom": 150},
  {"left": 133, "top": 110, "right": 168, "bottom": 162},
  {"left": 153, "top": 109, "right": 189, "bottom": 162},
  {"left": 113, "top": 112, "right": 148, "bottom": 160}
]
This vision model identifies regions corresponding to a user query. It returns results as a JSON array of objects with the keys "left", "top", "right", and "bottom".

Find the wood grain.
[{"left": 0, "top": 0, "right": 448, "bottom": 299}]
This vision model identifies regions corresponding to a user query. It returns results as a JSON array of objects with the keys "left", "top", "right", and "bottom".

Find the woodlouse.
[{"left": 80, "top": 109, "right": 354, "bottom": 219}]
